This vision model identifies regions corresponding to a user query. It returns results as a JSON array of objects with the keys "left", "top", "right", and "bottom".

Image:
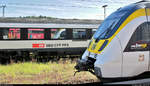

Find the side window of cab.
[{"left": 124, "top": 22, "right": 150, "bottom": 52}]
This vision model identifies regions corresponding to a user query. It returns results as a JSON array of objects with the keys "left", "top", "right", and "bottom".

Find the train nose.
[{"left": 74, "top": 58, "right": 103, "bottom": 80}]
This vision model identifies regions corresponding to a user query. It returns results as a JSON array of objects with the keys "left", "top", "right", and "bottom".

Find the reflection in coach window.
[
  {"left": 73, "top": 29, "right": 86, "bottom": 39},
  {"left": 0, "top": 28, "right": 20, "bottom": 39},
  {"left": 28, "top": 29, "right": 44, "bottom": 39},
  {"left": 51, "top": 28, "right": 66, "bottom": 39}
]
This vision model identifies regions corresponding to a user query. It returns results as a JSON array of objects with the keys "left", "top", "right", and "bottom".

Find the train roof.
[
  {"left": 0, "top": 17, "right": 102, "bottom": 24},
  {"left": 0, "top": 18, "right": 100, "bottom": 29},
  {"left": 0, "top": 23, "right": 99, "bottom": 29},
  {"left": 134, "top": 0, "right": 150, "bottom": 8},
  {"left": 112, "top": 0, "right": 150, "bottom": 14},
  {"left": 122, "top": 0, "right": 150, "bottom": 10}
]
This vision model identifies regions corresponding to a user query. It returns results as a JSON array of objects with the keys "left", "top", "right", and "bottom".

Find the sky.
[{"left": 0, "top": 0, "right": 142, "bottom": 20}]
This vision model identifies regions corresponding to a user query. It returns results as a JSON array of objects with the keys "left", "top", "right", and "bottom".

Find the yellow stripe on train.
[
  {"left": 88, "top": 40, "right": 105, "bottom": 54},
  {"left": 88, "top": 8, "right": 146, "bottom": 54}
]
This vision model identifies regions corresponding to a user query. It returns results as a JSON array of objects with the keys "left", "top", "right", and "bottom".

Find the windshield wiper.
[
  {"left": 95, "top": 21, "right": 115, "bottom": 42},
  {"left": 103, "top": 23, "right": 114, "bottom": 38},
  {"left": 95, "top": 29, "right": 108, "bottom": 42}
]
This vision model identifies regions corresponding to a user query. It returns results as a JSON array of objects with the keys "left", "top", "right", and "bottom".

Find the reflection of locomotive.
[
  {"left": 8, "top": 29, "right": 20, "bottom": 39},
  {"left": 8, "top": 28, "right": 44, "bottom": 39},
  {"left": 75, "top": 0, "right": 150, "bottom": 83},
  {"left": 0, "top": 23, "right": 98, "bottom": 63}
]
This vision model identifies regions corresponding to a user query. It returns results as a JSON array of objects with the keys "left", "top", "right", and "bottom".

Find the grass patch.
[
  {"left": 0, "top": 61, "right": 99, "bottom": 84},
  {"left": 0, "top": 62, "right": 51, "bottom": 76}
]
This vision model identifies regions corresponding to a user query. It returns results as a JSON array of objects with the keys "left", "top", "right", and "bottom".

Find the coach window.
[
  {"left": 1, "top": 28, "right": 20, "bottom": 39},
  {"left": 51, "top": 28, "right": 66, "bottom": 39},
  {"left": 73, "top": 29, "right": 86, "bottom": 39},
  {"left": 28, "top": 29, "right": 44, "bottom": 39},
  {"left": 124, "top": 22, "right": 150, "bottom": 52},
  {"left": 44, "top": 28, "right": 51, "bottom": 40},
  {"left": 92, "top": 29, "right": 97, "bottom": 36}
]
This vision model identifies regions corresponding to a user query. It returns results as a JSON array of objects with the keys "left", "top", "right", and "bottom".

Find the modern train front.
[{"left": 74, "top": 1, "right": 144, "bottom": 81}]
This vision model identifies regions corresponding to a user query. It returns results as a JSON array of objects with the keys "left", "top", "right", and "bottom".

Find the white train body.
[
  {"left": 0, "top": 23, "right": 98, "bottom": 63},
  {"left": 75, "top": 0, "right": 150, "bottom": 80}
]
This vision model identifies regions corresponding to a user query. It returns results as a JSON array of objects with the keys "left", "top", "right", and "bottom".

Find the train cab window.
[
  {"left": 51, "top": 29, "right": 66, "bottom": 39},
  {"left": 124, "top": 22, "right": 150, "bottom": 52},
  {"left": 73, "top": 29, "right": 86, "bottom": 39},
  {"left": 0, "top": 28, "right": 20, "bottom": 39},
  {"left": 28, "top": 29, "right": 44, "bottom": 39}
]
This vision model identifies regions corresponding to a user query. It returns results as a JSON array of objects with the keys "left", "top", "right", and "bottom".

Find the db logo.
[{"left": 32, "top": 43, "right": 45, "bottom": 48}]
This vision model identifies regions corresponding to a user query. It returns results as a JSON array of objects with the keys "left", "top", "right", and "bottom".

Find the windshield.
[{"left": 93, "top": 10, "right": 128, "bottom": 40}]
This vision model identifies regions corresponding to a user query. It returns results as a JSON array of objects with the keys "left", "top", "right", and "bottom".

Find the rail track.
[
  {"left": 84, "top": 78, "right": 150, "bottom": 86},
  {"left": 80, "top": 72, "right": 150, "bottom": 86},
  {"left": 105, "top": 78, "right": 150, "bottom": 85}
]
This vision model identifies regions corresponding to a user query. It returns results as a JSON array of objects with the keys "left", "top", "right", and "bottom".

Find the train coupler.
[{"left": 74, "top": 57, "right": 96, "bottom": 76}]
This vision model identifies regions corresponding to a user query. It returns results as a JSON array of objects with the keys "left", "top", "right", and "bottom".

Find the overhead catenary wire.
[
  {"left": 0, "top": 0, "right": 141, "bottom": 18},
  {"left": 5, "top": 1, "right": 136, "bottom": 9}
]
